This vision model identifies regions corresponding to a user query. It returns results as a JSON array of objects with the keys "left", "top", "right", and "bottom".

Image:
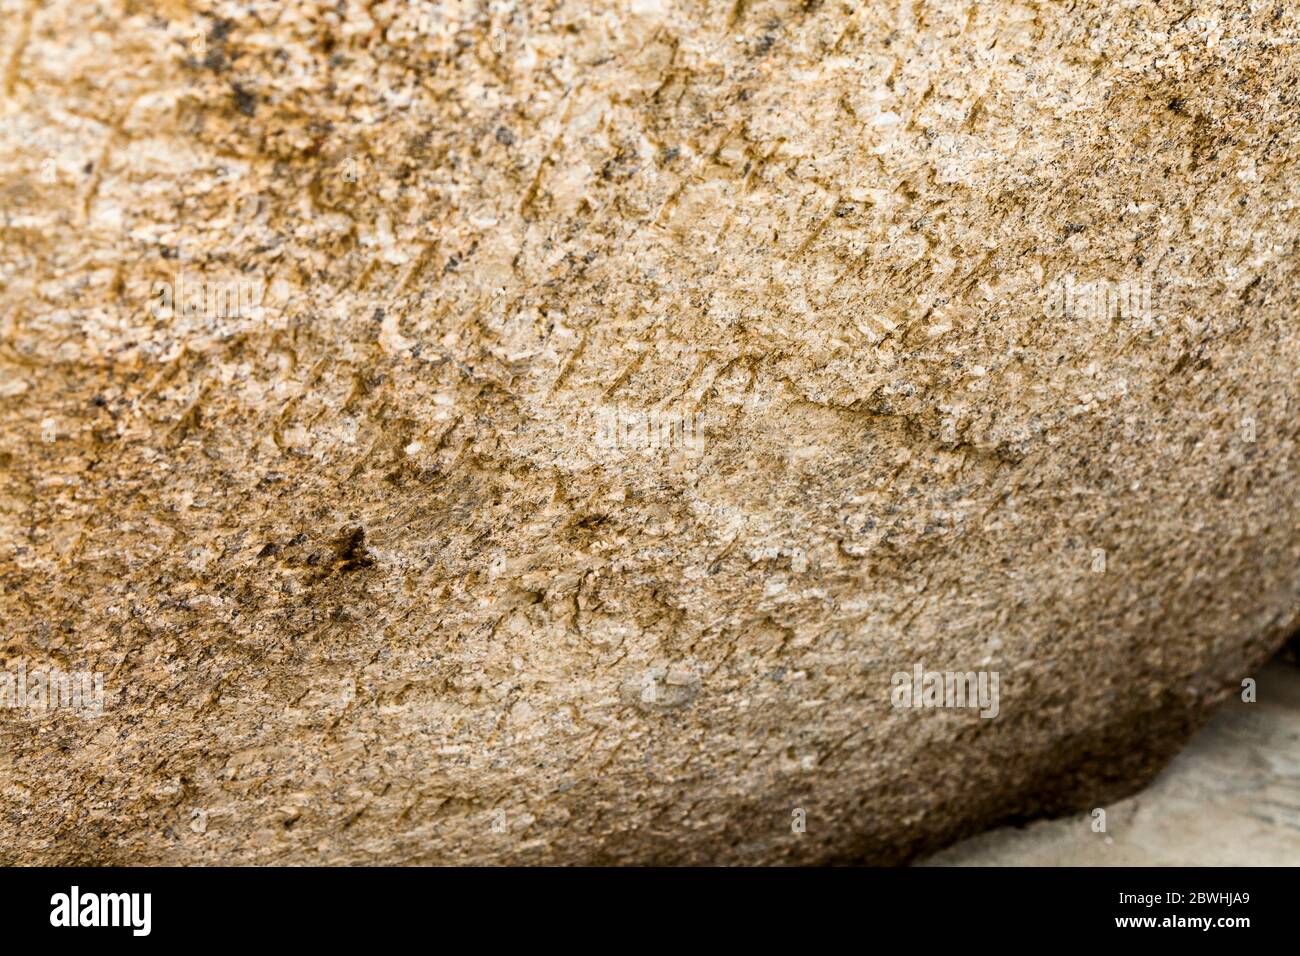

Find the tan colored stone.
[{"left": 0, "top": 0, "right": 1298, "bottom": 864}]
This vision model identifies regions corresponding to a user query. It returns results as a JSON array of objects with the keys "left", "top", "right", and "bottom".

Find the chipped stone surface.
[{"left": 1, "top": 1, "right": 1298, "bottom": 864}]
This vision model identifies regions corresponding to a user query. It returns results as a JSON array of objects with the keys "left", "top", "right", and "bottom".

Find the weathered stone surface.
[{"left": 0, "top": 0, "right": 1297, "bottom": 864}]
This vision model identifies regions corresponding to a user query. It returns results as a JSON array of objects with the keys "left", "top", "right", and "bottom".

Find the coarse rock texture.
[{"left": 1, "top": 0, "right": 1298, "bottom": 865}]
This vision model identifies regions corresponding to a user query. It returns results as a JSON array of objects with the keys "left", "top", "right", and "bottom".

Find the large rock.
[{"left": 1, "top": 0, "right": 1297, "bottom": 864}]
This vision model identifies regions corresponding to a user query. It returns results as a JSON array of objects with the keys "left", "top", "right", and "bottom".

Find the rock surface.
[{"left": 1, "top": 0, "right": 1298, "bottom": 864}]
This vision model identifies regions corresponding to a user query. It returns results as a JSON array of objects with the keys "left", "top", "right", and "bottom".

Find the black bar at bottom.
[{"left": 1, "top": 866, "right": 1284, "bottom": 942}]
